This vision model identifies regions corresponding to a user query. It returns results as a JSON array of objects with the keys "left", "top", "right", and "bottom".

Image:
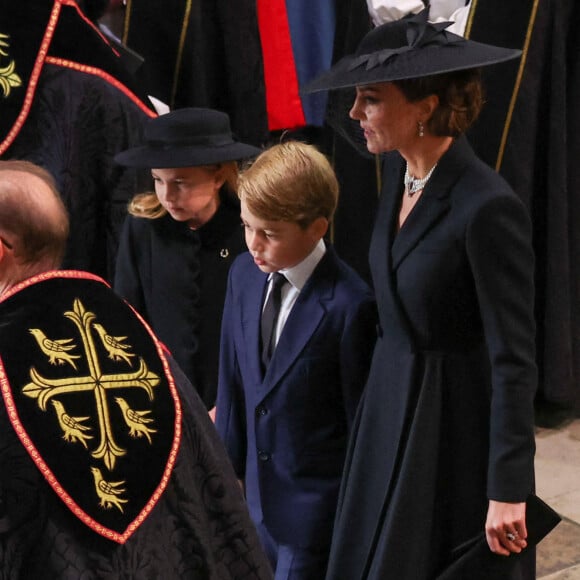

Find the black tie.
[{"left": 261, "top": 272, "right": 287, "bottom": 369}]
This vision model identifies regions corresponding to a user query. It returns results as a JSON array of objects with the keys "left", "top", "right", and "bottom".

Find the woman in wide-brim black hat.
[
  {"left": 114, "top": 108, "right": 261, "bottom": 411},
  {"left": 305, "top": 9, "right": 538, "bottom": 580}
]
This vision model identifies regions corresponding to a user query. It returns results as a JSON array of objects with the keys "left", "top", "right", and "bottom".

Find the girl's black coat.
[{"left": 114, "top": 198, "right": 245, "bottom": 409}]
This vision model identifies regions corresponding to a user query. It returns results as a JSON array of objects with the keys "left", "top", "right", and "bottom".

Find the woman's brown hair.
[{"left": 394, "top": 68, "right": 484, "bottom": 137}]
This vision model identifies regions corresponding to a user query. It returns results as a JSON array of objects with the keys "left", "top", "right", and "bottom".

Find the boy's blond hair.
[
  {"left": 238, "top": 141, "right": 338, "bottom": 228},
  {"left": 128, "top": 161, "right": 239, "bottom": 219}
]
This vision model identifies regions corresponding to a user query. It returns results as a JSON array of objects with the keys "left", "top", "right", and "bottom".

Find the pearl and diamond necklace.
[{"left": 404, "top": 162, "right": 437, "bottom": 197}]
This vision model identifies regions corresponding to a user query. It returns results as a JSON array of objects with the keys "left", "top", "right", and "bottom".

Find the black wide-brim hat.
[
  {"left": 303, "top": 9, "right": 522, "bottom": 93},
  {"left": 114, "top": 108, "right": 262, "bottom": 168}
]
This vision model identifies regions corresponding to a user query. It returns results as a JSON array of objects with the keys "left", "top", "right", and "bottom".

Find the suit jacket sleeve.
[
  {"left": 467, "top": 194, "right": 537, "bottom": 501},
  {"left": 215, "top": 268, "right": 247, "bottom": 478}
]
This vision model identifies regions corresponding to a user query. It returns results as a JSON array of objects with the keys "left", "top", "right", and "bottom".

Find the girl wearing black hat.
[
  {"left": 306, "top": 10, "right": 538, "bottom": 580},
  {"left": 114, "top": 108, "right": 261, "bottom": 410}
]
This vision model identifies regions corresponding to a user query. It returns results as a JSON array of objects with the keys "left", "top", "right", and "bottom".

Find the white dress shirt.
[{"left": 262, "top": 239, "right": 326, "bottom": 349}]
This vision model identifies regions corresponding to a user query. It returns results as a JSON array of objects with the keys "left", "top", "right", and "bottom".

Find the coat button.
[
  {"left": 256, "top": 405, "right": 268, "bottom": 417},
  {"left": 258, "top": 451, "right": 270, "bottom": 462}
]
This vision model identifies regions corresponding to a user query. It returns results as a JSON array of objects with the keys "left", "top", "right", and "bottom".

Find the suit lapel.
[
  {"left": 241, "top": 267, "right": 268, "bottom": 384},
  {"left": 257, "top": 250, "right": 336, "bottom": 400}
]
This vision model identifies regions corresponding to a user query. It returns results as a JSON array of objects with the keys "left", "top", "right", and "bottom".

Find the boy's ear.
[{"left": 309, "top": 217, "right": 329, "bottom": 240}]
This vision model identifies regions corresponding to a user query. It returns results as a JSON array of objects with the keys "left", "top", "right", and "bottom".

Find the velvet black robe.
[
  {"left": 122, "top": 0, "right": 268, "bottom": 147},
  {"left": 5, "top": 64, "right": 151, "bottom": 281}
]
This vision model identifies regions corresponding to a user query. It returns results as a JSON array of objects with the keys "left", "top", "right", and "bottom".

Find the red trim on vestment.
[
  {"left": 0, "top": 270, "right": 107, "bottom": 303},
  {"left": 256, "top": 0, "right": 306, "bottom": 131},
  {"left": 45, "top": 57, "right": 156, "bottom": 118},
  {"left": 0, "top": 0, "right": 61, "bottom": 156},
  {"left": 63, "top": 0, "right": 121, "bottom": 58},
  {"left": 0, "top": 270, "right": 182, "bottom": 544},
  {"left": 0, "top": 0, "right": 155, "bottom": 156}
]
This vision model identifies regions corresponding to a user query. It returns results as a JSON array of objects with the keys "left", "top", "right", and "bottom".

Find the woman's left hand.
[{"left": 485, "top": 500, "right": 528, "bottom": 555}]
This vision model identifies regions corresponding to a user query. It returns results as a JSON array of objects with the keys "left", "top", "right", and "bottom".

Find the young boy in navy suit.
[{"left": 216, "top": 141, "right": 377, "bottom": 579}]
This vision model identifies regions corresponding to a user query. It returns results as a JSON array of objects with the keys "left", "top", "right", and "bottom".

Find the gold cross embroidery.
[{"left": 22, "top": 299, "right": 160, "bottom": 473}]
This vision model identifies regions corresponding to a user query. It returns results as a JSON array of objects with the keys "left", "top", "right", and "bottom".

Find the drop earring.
[{"left": 418, "top": 121, "right": 425, "bottom": 137}]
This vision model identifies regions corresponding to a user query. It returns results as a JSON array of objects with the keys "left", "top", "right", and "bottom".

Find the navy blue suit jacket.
[{"left": 216, "top": 246, "right": 376, "bottom": 549}]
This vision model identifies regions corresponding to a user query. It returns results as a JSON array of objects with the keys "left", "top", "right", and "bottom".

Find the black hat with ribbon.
[
  {"left": 114, "top": 107, "right": 262, "bottom": 168},
  {"left": 303, "top": 9, "right": 521, "bottom": 93}
]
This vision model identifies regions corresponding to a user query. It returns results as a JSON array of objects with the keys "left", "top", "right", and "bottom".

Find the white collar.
[{"left": 272, "top": 238, "right": 326, "bottom": 291}]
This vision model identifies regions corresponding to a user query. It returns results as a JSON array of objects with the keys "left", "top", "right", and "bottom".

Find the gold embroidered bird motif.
[
  {"left": 51, "top": 399, "right": 93, "bottom": 448},
  {"left": 92, "top": 323, "right": 135, "bottom": 365},
  {"left": 29, "top": 328, "right": 80, "bottom": 370},
  {"left": 0, "top": 34, "right": 22, "bottom": 98},
  {"left": 115, "top": 397, "right": 156, "bottom": 444},
  {"left": 90, "top": 467, "right": 128, "bottom": 512}
]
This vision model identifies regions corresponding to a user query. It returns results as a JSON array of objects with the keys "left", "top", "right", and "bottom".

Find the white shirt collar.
[{"left": 271, "top": 238, "right": 326, "bottom": 291}]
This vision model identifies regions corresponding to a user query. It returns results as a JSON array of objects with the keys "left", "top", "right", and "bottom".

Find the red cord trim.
[
  {"left": 45, "top": 56, "right": 156, "bottom": 118},
  {"left": 0, "top": 0, "right": 61, "bottom": 155}
]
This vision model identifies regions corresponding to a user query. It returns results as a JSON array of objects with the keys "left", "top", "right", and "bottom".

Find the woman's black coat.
[{"left": 326, "top": 137, "right": 537, "bottom": 580}]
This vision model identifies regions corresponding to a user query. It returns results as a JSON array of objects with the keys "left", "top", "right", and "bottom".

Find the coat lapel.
[
  {"left": 377, "top": 154, "right": 404, "bottom": 279},
  {"left": 369, "top": 139, "right": 475, "bottom": 350},
  {"left": 370, "top": 155, "right": 417, "bottom": 346},
  {"left": 391, "top": 137, "right": 473, "bottom": 271},
  {"left": 391, "top": 173, "right": 450, "bottom": 271}
]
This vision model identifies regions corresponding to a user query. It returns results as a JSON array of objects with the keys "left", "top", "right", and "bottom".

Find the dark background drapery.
[{"left": 470, "top": 0, "right": 580, "bottom": 415}]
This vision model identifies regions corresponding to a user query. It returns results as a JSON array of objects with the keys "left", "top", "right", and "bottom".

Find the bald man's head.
[{"left": 0, "top": 160, "right": 69, "bottom": 272}]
